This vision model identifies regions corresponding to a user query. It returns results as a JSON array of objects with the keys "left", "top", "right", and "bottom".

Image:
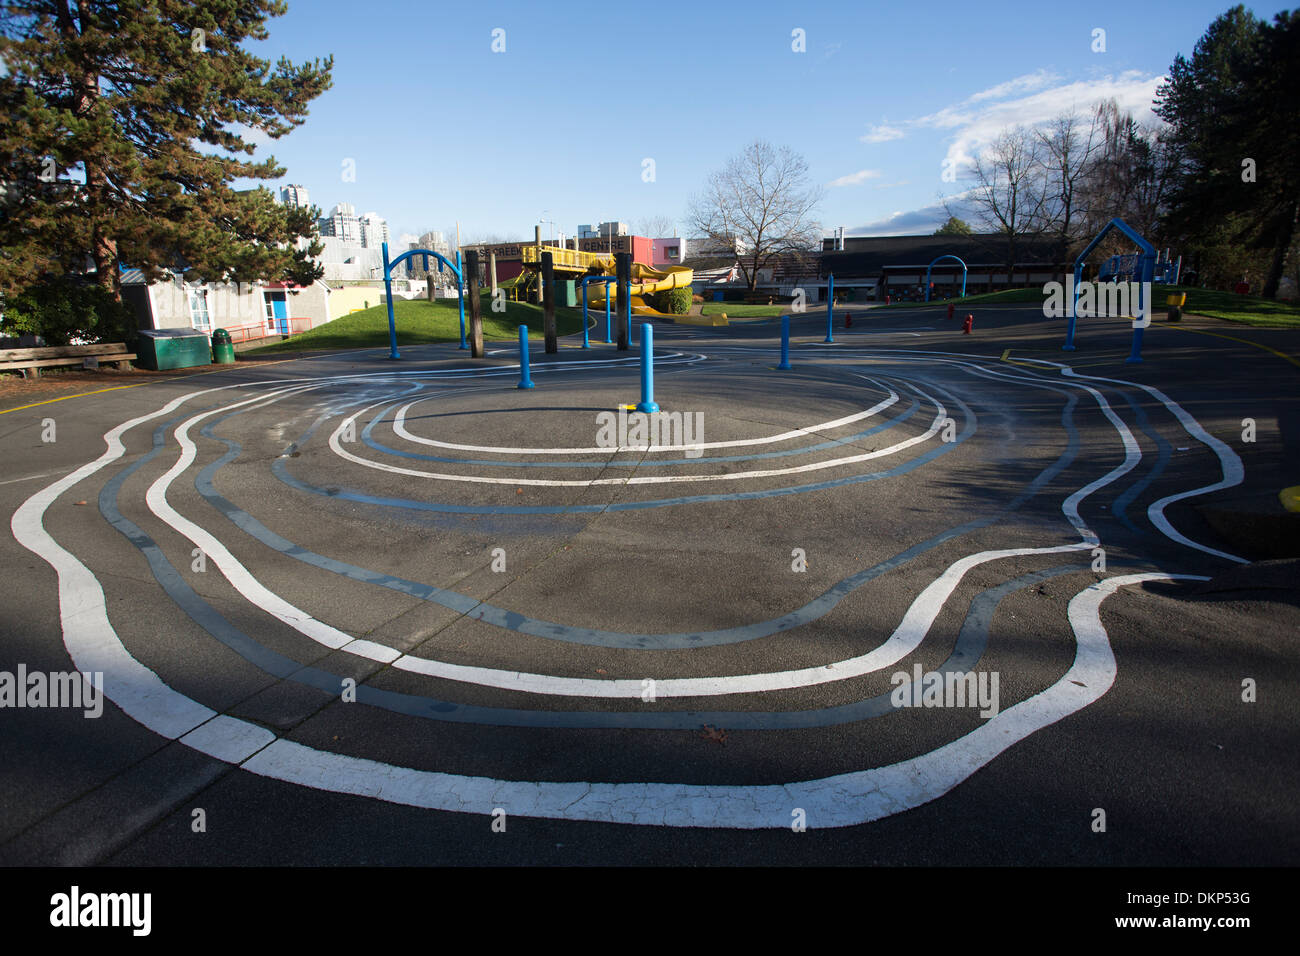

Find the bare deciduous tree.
[
  {"left": 634, "top": 215, "right": 678, "bottom": 239},
  {"left": 688, "top": 141, "right": 823, "bottom": 290},
  {"left": 1037, "top": 110, "right": 1105, "bottom": 260},
  {"left": 951, "top": 126, "right": 1052, "bottom": 284}
]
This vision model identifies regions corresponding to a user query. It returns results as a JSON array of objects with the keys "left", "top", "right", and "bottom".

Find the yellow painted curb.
[{"left": 674, "top": 314, "right": 729, "bottom": 327}]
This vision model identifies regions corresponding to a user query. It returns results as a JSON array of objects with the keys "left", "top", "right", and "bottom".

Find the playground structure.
[
  {"left": 1065, "top": 217, "right": 1155, "bottom": 363},
  {"left": 381, "top": 242, "right": 466, "bottom": 359},
  {"left": 518, "top": 246, "right": 695, "bottom": 318},
  {"left": 923, "top": 254, "right": 969, "bottom": 302},
  {"left": 1100, "top": 248, "right": 1181, "bottom": 285}
]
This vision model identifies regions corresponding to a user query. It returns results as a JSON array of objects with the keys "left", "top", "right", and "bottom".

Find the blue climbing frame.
[
  {"left": 380, "top": 241, "right": 467, "bottom": 359},
  {"left": 1064, "top": 218, "right": 1155, "bottom": 363},
  {"left": 923, "top": 255, "right": 968, "bottom": 302}
]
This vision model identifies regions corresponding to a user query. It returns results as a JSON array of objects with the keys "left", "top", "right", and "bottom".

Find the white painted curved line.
[
  {"left": 331, "top": 390, "right": 939, "bottom": 488},
  {"left": 144, "top": 384, "right": 402, "bottom": 665},
  {"left": 11, "top": 383, "right": 277, "bottom": 759},
  {"left": 389, "top": 383, "right": 900, "bottom": 455},
  {"left": 136, "top": 358, "right": 1149, "bottom": 699},
  {"left": 1061, "top": 371, "right": 1247, "bottom": 564},
  {"left": 803, "top": 347, "right": 1246, "bottom": 563},
  {"left": 241, "top": 572, "right": 1205, "bottom": 828},
  {"left": 14, "top": 421, "right": 1206, "bottom": 826}
]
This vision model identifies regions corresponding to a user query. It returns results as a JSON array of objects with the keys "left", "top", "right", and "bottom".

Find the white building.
[
  {"left": 578, "top": 221, "right": 627, "bottom": 239},
  {"left": 309, "top": 235, "right": 384, "bottom": 281},
  {"left": 121, "top": 269, "right": 332, "bottom": 342},
  {"left": 319, "top": 202, "right": 360, "bottom": 243},
  {"left": 359, "top": 212, "right": 389, "bottom": 249},
  {"left": 279, "top": 184, "right": 310, "bottom": 209}
]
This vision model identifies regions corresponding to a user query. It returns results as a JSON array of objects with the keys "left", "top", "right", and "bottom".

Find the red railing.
[{"left": 217, "top": 318, "right": 313, "bottom": 345}]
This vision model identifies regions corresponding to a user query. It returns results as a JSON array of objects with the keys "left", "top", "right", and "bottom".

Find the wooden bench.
[{"left": 0, "top": 343, "right": 137, "bottom": 378}]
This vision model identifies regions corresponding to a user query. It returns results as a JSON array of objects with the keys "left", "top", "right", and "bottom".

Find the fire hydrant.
[
  {"left": 947, "top": 302, "right": 955, "bottom": 320},
  {"left": 885, "top": 295, "right": 891, "bottom": 305},
  {"left": 845, "top": 312, "right": 852, "bottom": 327},
  {"left": 962, "top": 313, "right": 974, "bottom": 334}
]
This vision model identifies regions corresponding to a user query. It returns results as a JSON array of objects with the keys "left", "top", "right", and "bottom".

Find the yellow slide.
[{"left": 587, "top": 262, "right": 696, "bottom": 317}]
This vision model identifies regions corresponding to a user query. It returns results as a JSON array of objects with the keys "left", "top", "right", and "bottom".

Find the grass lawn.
[
  {"left": 245, "top": 295, "right": 588, "bottom": 354},
  {"left": 698, "top": 301, "right": 787, "bottom": 318},
  {"left": 874, "top": 284, "right": 1300, "bottom": 327}
]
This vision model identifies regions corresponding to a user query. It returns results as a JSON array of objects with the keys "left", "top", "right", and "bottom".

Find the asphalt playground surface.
[{"left": 1, "top": 303, "right": 1297, "bottom": 866}]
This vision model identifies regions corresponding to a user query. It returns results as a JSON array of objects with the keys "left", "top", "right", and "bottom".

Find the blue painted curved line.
[
  {"left": 360, "top": 394, "right": 924, "bottom": 469},
  {"left": 201, "top": 426, "right": 978, "bottom": 649},
  {"left": 268, "top": 380, "right": 976, "bottom": 516},
  {"left": 1108, "top": 394, "right": 1173, "bottom": 534},
  {"left": 180, "top": 380, "right": 985, "bottom": 650},
  {"left": 185, "top": 374, "right": 1087, "bottom": 655},
  {"left": 101, "top": 430, "right": 1088, "bottom": 729}
]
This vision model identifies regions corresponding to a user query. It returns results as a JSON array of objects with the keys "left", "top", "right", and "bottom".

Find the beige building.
[{"left": 122, "top": 270, "right": 333, "bottom": 345}]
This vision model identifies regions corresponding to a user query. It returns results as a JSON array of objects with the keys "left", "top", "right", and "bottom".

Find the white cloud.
[
  {"left": 967, "top": 69, "right": 1060, "bottom": 103},
  {"left": 860, "top": 124, "right": 904, "bottom": 144},
  {"left": 849, "top": 189, "right": 980, "bottom": 236},
  {"left": 924, "top": 70, "right": 1166, "bottom": 175},
  {"left": 828, "top": 169, "right": 883, "bottom": 187}
]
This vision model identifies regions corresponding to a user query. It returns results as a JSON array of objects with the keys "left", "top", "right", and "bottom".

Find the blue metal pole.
[
  {"left": 382, "top": 242, "right": 399, "bottom": 360},
  {"left": 1126, "top": 257, "right": 1152, "bottom": 363},
  {"left": 456, "top": 250, "right": 468, "bottom": 350},
  {"left": 635, "top": 323, "right": 659, "bottom": 413},
  {"left": 1127, "top": 325, "right": 1145, "bottom": 363},
  {"left": 1064, "top": 267, "right": 1080, "bottom": 351},
  {"left": 517, "top": 325, "right": 535, "bottom": 389},
  {"left": 778, "top": 314, "right": 792, "bottom": 370},
  {"left": 582, "top": 281, "right": 590, "bottom": 349},
  {"left": 824, "top": 274, "right": 835, "bottom": 343},
  {"left": 605, "top": 284, "right": 613, "bottom": 343}
]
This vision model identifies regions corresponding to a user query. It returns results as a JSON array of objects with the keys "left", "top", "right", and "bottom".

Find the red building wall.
[{"left": 630, "top": 235, "right": 653, "bottom": 267}]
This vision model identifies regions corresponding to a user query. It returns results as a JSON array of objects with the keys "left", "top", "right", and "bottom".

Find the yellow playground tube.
[{"left": 586, "top": 261, "right": 698, "bottom": 318}]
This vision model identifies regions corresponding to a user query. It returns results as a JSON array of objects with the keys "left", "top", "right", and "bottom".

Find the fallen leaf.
[
  {"left": 699, "top": 724, "right": 729, "bottom": 745},
  {"left": 595, "top": 668, "right": 607, "bottom": 675},
  {"left": 74, "top": 500, "right": 87, "bottom": 506}
]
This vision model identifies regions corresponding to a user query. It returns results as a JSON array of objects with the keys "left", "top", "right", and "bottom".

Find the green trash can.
[
  {"left": 137, "top": 329, "right": 213, "bottom": 371},
  {"left": 212, "top": 328, "right": 236, "bottom": 364}
]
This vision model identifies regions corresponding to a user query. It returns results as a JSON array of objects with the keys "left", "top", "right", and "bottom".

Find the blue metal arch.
[
  {"left": 924, "top": 255, "right": 968, "bottom": 302},
  {"left": 1064, "top": 217, "right": 1156, "bottom": 363},
  {"left": 381, "top": 242, "right": 467, "bottom": 359}
]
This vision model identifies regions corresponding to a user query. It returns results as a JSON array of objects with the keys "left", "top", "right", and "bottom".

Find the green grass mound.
[{"left": 247, "top": 295, "right": 587, "bottom": 354}]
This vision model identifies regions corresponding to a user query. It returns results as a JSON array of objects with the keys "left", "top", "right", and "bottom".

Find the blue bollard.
[
  {"left": 824, "top": 273, "right": 835, "bottom": 344},
  {"left": 778, "top": 315, "right": 792, "bottom": 370},
  {"left": 517, "top": 325, "right": 535, "bottom": 389},
  {"left": 635, "top": 323, "right": 659, "bottom": 413},
  {"left": 1126, "top": 324, "right": 1145, "bottom": 363},
  {"left": 605, "top": 292, "right": 613, "bottom": 344}
]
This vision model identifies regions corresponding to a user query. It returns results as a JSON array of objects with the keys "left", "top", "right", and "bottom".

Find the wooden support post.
[
  {"left": 542, "top": 251, "right": 557, "bottom": 354},
  {"left": 465, "top": 249, "right": 484, "bottom": 357},
  {"left": 615, "top": 252, "right": 631, "bottom": 350}
]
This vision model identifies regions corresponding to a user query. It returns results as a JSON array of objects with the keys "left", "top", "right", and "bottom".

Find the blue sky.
[{"left": 238, "top": 0, "right": 1291, "bottom": 242}]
